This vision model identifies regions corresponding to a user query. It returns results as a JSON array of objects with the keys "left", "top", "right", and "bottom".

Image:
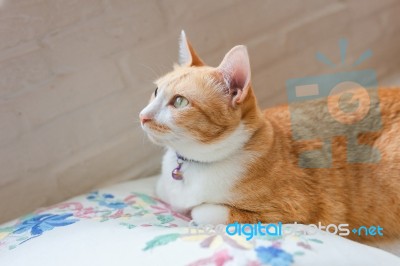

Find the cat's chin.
[
  {"left": 146, "top": 132, "right": 178, "bottom": 147},
  {"left": 141, "top": 126, "right": 166, "bottom": 145},
  {"left": 146, "top": 134, "right": 165, "bottom": 146}
]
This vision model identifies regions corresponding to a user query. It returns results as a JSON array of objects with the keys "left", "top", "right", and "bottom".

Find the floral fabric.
[{"left": 0, "top": 176, "right": 399, "bottom": 266}]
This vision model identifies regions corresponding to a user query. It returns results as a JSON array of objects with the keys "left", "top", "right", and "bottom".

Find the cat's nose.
[{"left": 139, "top": 113, "right": 152, "bottom": 124}]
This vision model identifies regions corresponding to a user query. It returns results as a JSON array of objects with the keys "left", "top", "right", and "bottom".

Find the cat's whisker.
[{"left": 137, "top": 63, "right": 161, "bottom": 81}]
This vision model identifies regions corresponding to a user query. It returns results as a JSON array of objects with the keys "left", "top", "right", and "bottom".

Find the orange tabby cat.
[{"left": 139, "top": 31, "right": 400, "bottom": 243}]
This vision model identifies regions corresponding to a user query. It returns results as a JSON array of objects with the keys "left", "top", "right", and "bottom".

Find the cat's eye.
[
  {"left": 173, "top": 96, "right": 189, "bottom": 108},
  {"left": 154, "top": 87, "right": 158, "bottom": 97}
]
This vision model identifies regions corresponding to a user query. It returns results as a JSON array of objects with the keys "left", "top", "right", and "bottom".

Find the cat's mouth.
[
  {"left": 143, "top": 121, "right": 171, "bottom": 134},
  {"left": 142, "top": 121, "right": 184, "bottom": 146},
  {"left": 142, "top": 123, "right": 174, "bottom": 146},
  {"left": 141, "top": 121, "right": 173, "bottom": 145}
]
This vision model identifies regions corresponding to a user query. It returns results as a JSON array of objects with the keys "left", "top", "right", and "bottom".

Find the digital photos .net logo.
[
  {"left": 286, "top": 39, "right": 382, "bottom": 168},
  {"left": 187, "top": 221, "right": 384, "bottom": 241}
]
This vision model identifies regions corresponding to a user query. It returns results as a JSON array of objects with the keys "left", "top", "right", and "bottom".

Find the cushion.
[{"left": 1, "top": 176, "right": 399, "bottom": 266}]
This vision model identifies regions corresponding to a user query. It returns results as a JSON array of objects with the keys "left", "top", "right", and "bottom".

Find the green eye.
[{"left": 173, "top": 96, "right": 189, "bottom": 108}]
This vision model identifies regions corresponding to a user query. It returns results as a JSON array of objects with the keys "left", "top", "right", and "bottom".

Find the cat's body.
[{"left": 140, "top": 31, "right": 400, "bottom": 242}]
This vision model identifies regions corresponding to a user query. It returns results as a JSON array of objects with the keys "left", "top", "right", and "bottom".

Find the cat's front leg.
[{"left": 191, "top": 204, "right": 230, "bottom": 225}]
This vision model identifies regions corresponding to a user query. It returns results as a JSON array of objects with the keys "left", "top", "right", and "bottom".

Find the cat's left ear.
[
  {"left": 178, "top": 30, "right": 205, "bottom": 67},
  {"left": 217, "top": 45, "right": 251, "bottom": 106}
]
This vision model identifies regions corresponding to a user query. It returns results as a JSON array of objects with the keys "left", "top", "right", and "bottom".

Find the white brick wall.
[{"left": 1, "top": 0, "right": 400, "bottom": 223}]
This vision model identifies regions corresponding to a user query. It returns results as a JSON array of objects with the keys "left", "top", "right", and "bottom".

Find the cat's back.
[
  {"left": 262, "top": 87, "right": 400, "bottom": 139},
  {"left": 261, "top": 87, "right": 400, "bottom": 170},
  {"left": 378, "top": 87, "right": 400, "bottom": 119}
]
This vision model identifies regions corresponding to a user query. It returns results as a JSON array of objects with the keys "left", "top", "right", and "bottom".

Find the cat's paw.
[{"left": 191, "top": 203, "right": 229, "bottom": 225}]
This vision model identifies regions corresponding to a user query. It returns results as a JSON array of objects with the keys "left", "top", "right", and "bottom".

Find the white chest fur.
[{"left": 156, "top": 148, "right": 250, "bottom": 213}]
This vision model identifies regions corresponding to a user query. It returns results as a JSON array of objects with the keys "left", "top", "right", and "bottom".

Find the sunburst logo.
[
  {"left": 316, "top": 38, "right": 372, "bottom": 68},
  {"left": 286, "top": 39, "right": 381, "bottom": 168}
]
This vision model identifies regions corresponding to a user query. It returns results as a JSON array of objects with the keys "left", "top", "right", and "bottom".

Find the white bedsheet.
[{"left": 0, "top": 176, "right": 399, "bottom": 266}]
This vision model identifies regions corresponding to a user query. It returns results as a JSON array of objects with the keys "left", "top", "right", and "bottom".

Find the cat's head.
[{"left": 139, "top": 31, "right": 260, "bottom": 162}]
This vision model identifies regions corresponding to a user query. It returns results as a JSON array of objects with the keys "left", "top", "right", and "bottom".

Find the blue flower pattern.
[
  {"left": 13, "top": 213, "right": 78, "bottom": 237},
  {"left": 0, "top": 191, "right": 320, "bottom": 265},
  {"left": 86, "top": 191, "right": 127, "bottom": 209},
  {"left": 255, "top": 246, "right": 294, "bottom": 266}
]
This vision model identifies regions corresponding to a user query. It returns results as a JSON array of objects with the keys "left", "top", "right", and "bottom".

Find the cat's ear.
[
  {"left": 178, "top": 30, "right": 204, "bottom": 67},
  {"left": 217, "top": 45, "right": 251, "bottom": 106}
]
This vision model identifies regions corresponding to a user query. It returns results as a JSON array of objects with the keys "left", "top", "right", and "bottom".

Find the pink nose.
[{"left": 140, "top": 114, "right": 152, "bottom": 124}]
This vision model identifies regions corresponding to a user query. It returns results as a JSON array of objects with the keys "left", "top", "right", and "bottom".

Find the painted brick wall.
[{"left": 1, "top": 0, "right": 400, "bottom": 223}]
